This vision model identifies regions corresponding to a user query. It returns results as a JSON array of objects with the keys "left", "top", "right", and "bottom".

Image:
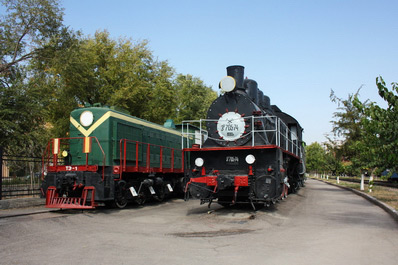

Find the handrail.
[
  {"left": 118, "top": 139, "right": 183, "bottom": 180},
  {"left": 42, "top": 136, "right": 106, "bottom": 180},
  {"left": 181, "top": 115, "right": 302, "bottom": 158}
]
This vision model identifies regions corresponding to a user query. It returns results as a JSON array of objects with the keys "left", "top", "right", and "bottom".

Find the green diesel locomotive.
[{"left": 41, "top": 104, "right": 192, "bottom": 209}]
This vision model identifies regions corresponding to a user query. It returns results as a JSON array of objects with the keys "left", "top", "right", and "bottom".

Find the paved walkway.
[{"left": 1, "top": 179, "right": 398, "bottom": 265}]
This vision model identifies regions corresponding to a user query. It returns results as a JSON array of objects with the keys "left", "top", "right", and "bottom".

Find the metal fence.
[{"left": 0, "top": 147, "right": 43, "bottom": 200}]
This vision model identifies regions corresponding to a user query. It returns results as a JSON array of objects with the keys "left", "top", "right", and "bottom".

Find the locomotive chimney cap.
[{"left": 226, "top": 65, "right": 245, "bottom": 90}]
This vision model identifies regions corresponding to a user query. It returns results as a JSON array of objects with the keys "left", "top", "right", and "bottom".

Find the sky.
[{"left": 59, "top": 0, "right": 397, "bottom": 144}]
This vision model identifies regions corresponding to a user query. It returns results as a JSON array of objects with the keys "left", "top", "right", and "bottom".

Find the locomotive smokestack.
[{"left": 226, "top": 65, "right": 244, "bottom": 90}]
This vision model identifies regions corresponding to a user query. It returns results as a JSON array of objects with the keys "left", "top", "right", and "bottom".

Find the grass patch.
[{"left": 310, "top": 176, "right": 398, "bottom": 210}]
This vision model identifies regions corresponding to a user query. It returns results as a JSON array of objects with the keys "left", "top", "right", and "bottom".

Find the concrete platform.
[
  {"left": 0, "top": 197, "right": 51, "bottom": 218},
  {"left": 0, "top": 197, "right": 45, "bottom": 210}
]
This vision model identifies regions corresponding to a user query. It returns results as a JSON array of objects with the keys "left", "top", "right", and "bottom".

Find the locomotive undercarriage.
[
  {"left": 43, "top": 170, "right": 112, "bottom": 209},
  {"left": 43, "top": 167, "right": 181, "bottom": 209},
  {"left": 185, "top": 148, "right": 301, "bottom": 209},
  {"left": 189, "top": 174, "right": 287, "bottom": 209},
  {"left": 112, "top": 173, "right": 179, "bottom": 208}
]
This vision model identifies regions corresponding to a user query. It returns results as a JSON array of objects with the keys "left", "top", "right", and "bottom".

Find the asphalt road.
[{"left": 1, "top": 179, "right": 398, "bottom": 265}]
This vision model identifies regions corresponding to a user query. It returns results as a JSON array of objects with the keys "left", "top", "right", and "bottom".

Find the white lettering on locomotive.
[{"left": 226, "top": 156, "right": 239, "bottom": 163}]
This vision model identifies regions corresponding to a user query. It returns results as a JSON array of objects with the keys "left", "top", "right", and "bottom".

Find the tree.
[
  {"left": 36, "top": 30, "right": 216, "bottom": 136},
  {"left": 354, "top": 77, "right": 398, "bottom": 175},
  {"left": 35, "top": 30, "right": 179, "bottom": 136},
  {"left": 323, "top": 140, "right": 344, "bottom": 175},
  {"left": 329, "top": 89, "right": 374, "bottom": 175},
  {"left": 0, "top": 0, "right": 217, "bottom": 156},
  {"left": 0, "top": 0, "right": 63, "bottom": 155},
  {"left": 142, "top": 61, "right": 177, "bottom": 124},
  {"left": 330, "top": 89, "right": 365, "bottom": 160},
  {"left": 305, "top": 142, "right": 327, "bottom": 174},
  {"left": 0, "top": 68, "right": 49, "bottom": 155},
  {"left": 0, "top": 0, "right": 63, "bottom": 76},
  {"left": 173, "top": 74, "right": 217, "bottom": 123},
  {"left": 329, "top": 77, "right": 398, "bottom": 177}
]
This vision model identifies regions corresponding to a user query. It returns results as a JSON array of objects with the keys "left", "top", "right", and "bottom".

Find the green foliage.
[
  {"left": 0, "top": 0, "right": 63, "bottom": 75},
  {"left": 35, "top": 30, "right": 178, "bottom": 136},
  {"left": 142, "top": 61, "right": 177, "bottom": 124},
  {"left": 173, "top": 74, "right": 217, "bottom": 123},
  {"left": 329, "top": 89, "right": 367, "bottom": 161},
  {"left": 354, "top": 77, "right": 398, "bottom": 173},
  {"left": 0, "top": 0, "right": 62, "bottom": 155},
  {"left": 33, "top": 30, "right": 216, "bottom": 136},
  {"left": 306, "top": 142, "right": 342, "bottom": 175},
  {"left": 329, "top": 88, "right": 378, "bottom": 175},
  {"left": 0, "top": 66, "right": 50, "bottom": 155},
  {"left": 1, "top": 0, "right": 217, "bottom": 154},
  {"left": 306, "top": 142, "right": 326, "bottom": 174},
  {"left": 327, "top": 77, "right": 398, "bottom": 176},
  {"left": 323, "top": 136, "right": 346, "bottom": 173}
]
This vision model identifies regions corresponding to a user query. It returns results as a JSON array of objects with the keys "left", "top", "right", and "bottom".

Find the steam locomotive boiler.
[{"left": 182, "top": 65, "right": 305, "bottom": 208}]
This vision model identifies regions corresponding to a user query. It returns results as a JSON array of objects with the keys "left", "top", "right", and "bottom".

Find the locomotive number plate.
[{"left": 226, "top": 156, "right": 239, "bottom": 165}]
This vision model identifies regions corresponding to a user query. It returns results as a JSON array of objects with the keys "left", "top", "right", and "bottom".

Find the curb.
[
  {"left": 314, "top": 178, "right": 398, "bottom": 223},
  {"left": 0, "top": 197, "right": 45, "bottom": 210}
]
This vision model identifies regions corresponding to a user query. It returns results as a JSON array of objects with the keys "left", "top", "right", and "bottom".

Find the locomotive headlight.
[
  {"left": 80, "top": 111, "right": 94, "bottom": 127},
  {"left": 195, "top": 157, "right": 204, "bottom": 167},
  {"left": 61, "top": 150, "right": 68, "bottom": 158},
  {"left": 245, "top": 154, "right": 256, "bottom": 164},
  {"left": 219, "top": 76, "right": 236, "bottom": 93}
]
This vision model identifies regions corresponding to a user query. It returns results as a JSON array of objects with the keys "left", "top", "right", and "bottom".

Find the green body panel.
[{"left": 68, "top": 106, "right": 185, "bottom": 169}]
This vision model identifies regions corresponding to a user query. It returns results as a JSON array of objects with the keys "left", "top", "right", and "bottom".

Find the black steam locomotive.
[{"left": 183, "top": 65, "right": 305, "bottom": 209}]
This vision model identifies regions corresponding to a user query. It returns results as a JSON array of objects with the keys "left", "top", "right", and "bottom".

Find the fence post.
[
  {"left": 368, "top": 175, "right": 374, "bottom": 193},
  {"left": 360, "top": 174, "right": 365, "bottom": 191},
  {"left": 0, "top": 146, "right": 3, "bottom": 200}
]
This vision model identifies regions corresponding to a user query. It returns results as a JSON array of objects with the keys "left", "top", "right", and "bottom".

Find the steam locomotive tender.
[
  {"left": 183, "top": 65, "right": 306, "bottom": 208},
  {"left": 41, "top": 105, "right": 192, "bottom": 209}
]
